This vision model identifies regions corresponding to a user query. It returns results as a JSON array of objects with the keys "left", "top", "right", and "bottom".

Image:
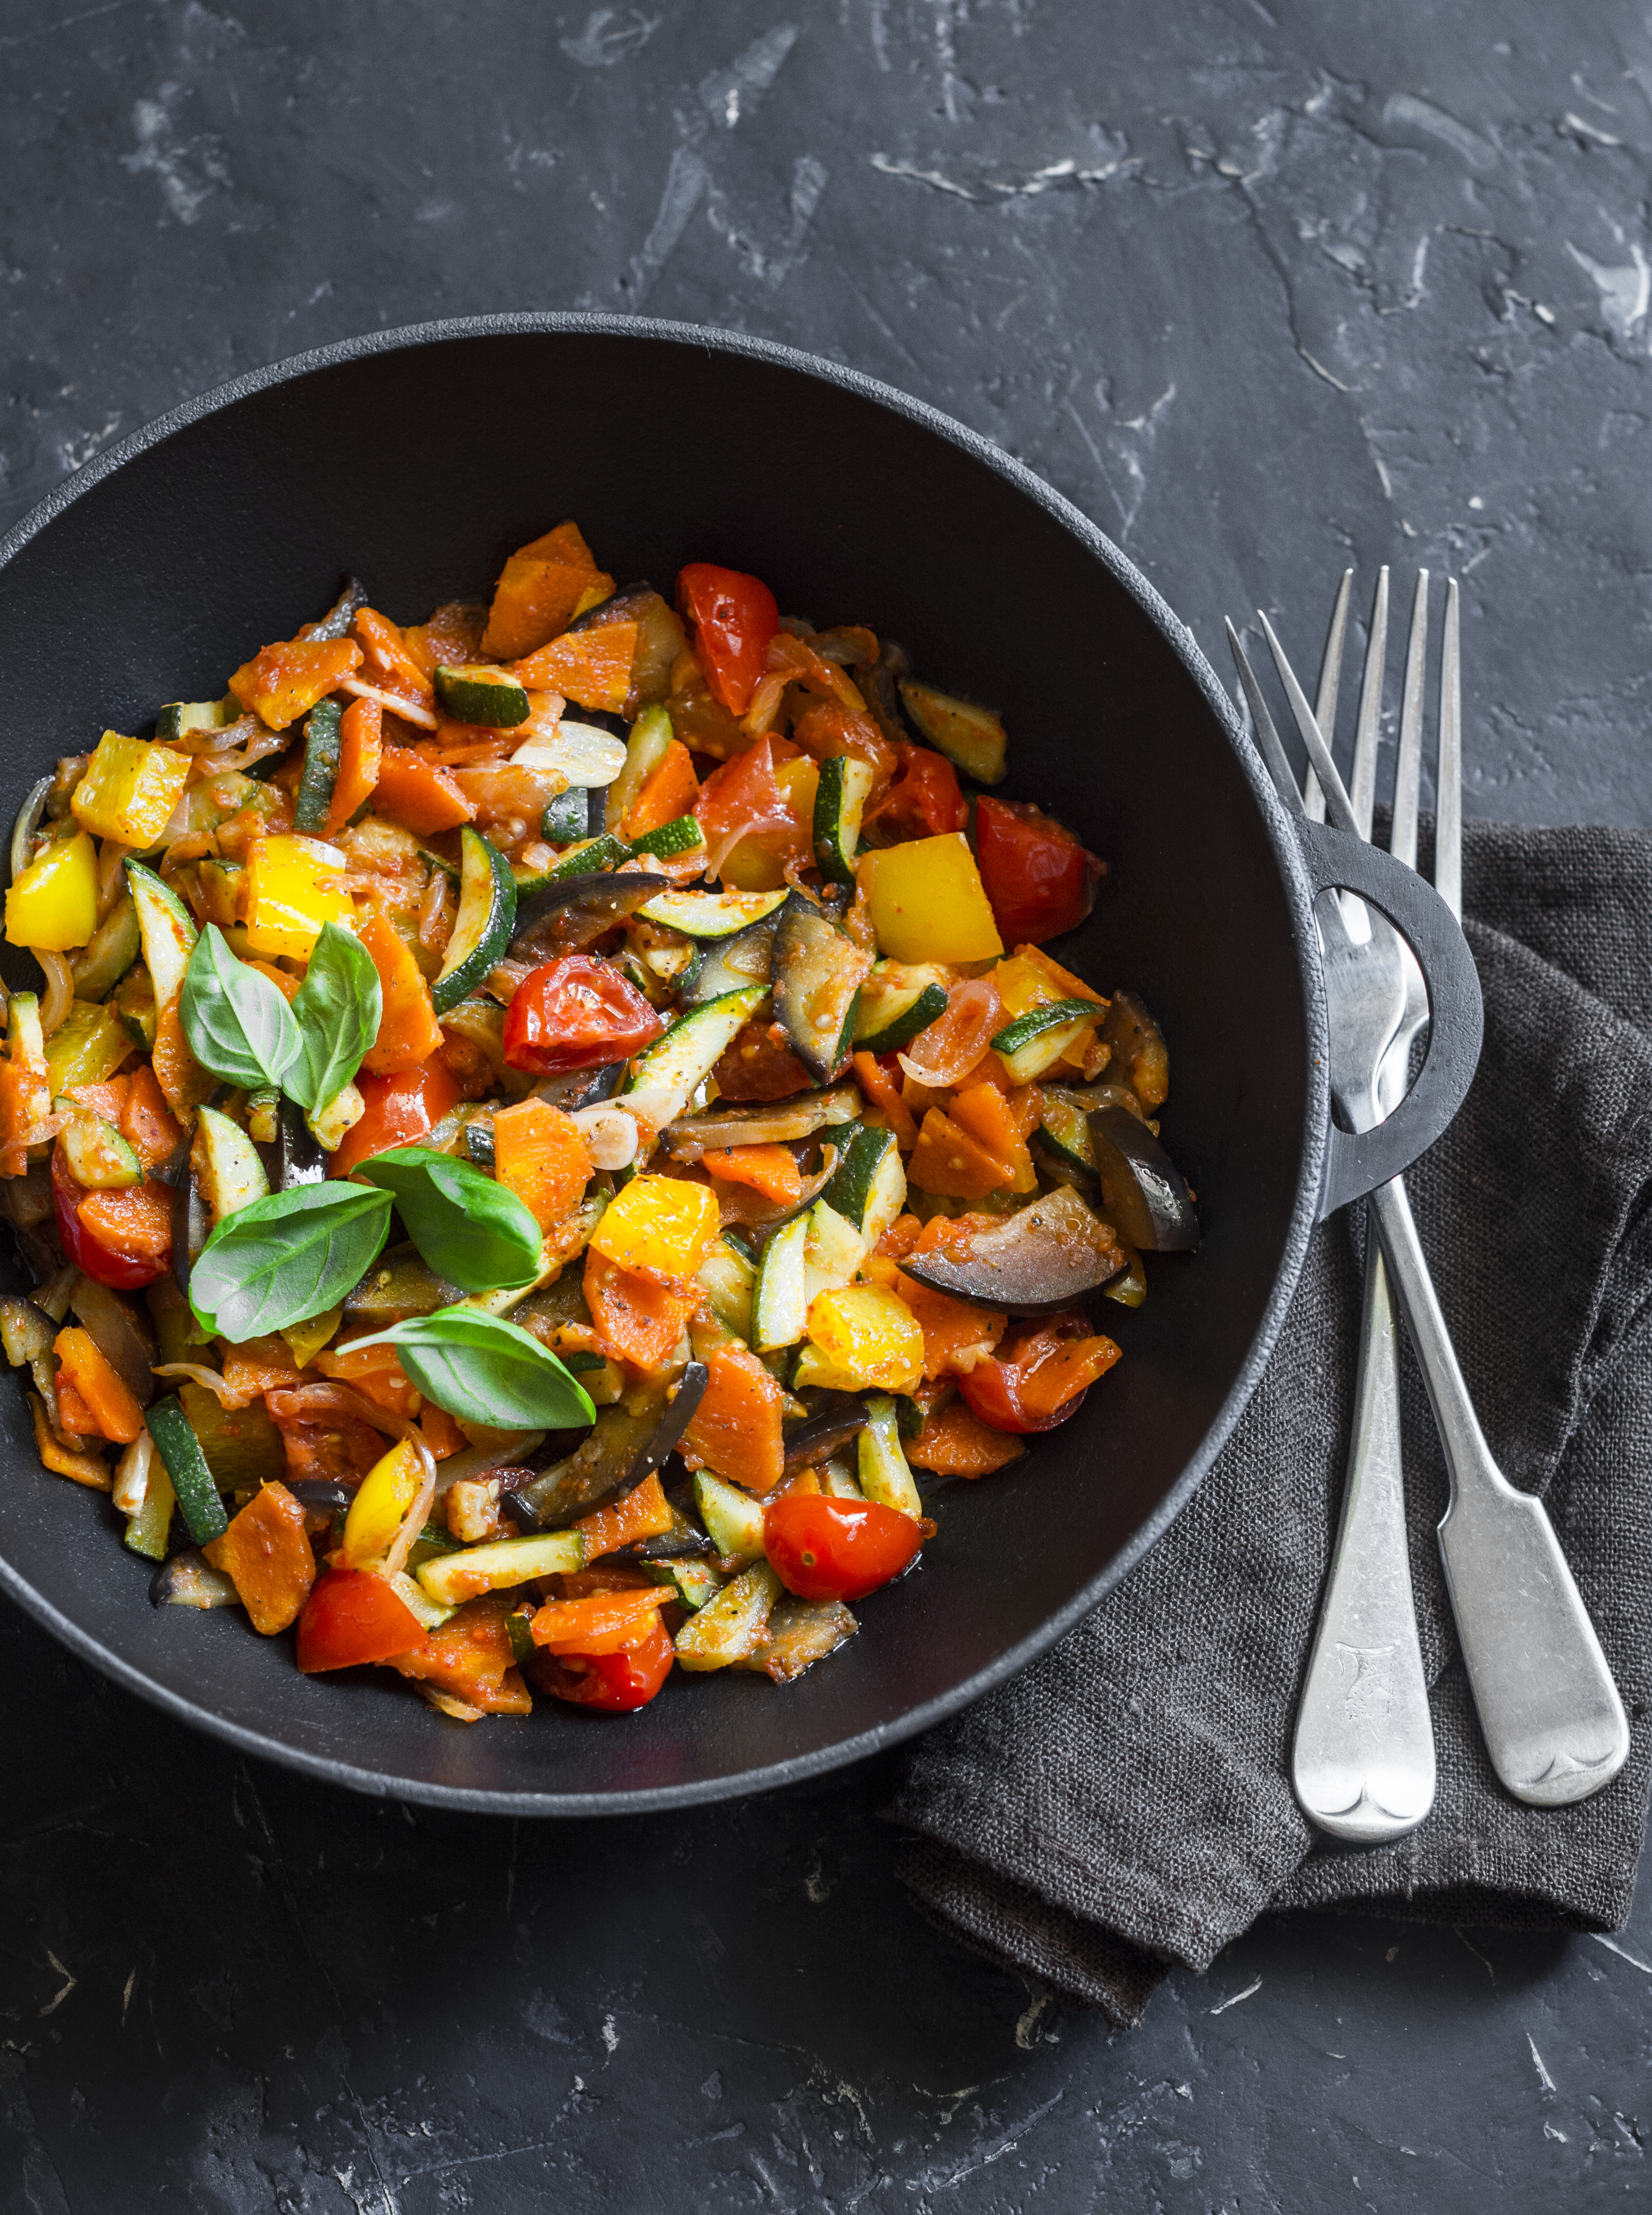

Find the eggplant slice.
[
  {"left": 900, "top": 1186, "right": 1127, "bottom": 1314},
  {"left": 510, "top": 870, "right": 663, "bottom": 962},
  {"left": 507, "top": 1368, "right": 708, "bottom": 1531},
  {"left": 255, "top": 1093, "right": 327, "bottom": 1192},
  {"left": 1088, "top": 1105, "right": 1198, "bottom": 1252},
  {"left": 661, "top": 1083, "right": 861, "bottom": 1161},
  {"left": 533, "top": 1060, "right": 627, "bottom": 1112},
  {"left": 770, "top": 895, "right": 868, "bottom": 1084},
  {"left": 782, "top": 1389, "right": 872, "bottom": 1471}
]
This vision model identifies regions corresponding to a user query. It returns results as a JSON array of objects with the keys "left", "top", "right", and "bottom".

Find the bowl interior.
[{"left": 0, "top": 325, "right": 1313, "bottom": 1810}]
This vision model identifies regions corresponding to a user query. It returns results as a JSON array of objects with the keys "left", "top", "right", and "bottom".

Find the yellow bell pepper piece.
[
  {"left": 5, "top": 830, "right": 99, "bottom": 952},
  {"left": 857, "top": 833, "right": 1003, "bottom": 965},
  {"left": 70, "top": 731, "right": 192, "bottom": 848},
  {"left": 341, "top": 1436, "right": 426, "bottom": 1571},
  {"left": 244, "top": 834, "right": 355, "bottom": 960},
  {"left": 798, "top": 1284, "right": 925, "bottom": 1395},
  {"left": 990, "top": 948, "right": 1103, "bottom": 1082},
  {"left": 720, "top": 757, "right": 820, "bottom": 892},
  {"left": 281, "top": 1305, "right": 343, "bottom": 1371},
  {"left": 588, "top": 1172, "right": 722, "bottom": 1285}
]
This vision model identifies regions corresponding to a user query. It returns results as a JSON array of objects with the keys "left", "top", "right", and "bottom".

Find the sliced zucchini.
[
  {"left": 156, "top": 697, "right": 237, "bottom": 742},
  {"left": 192, "top": 1103, "right": 271, "bottom": 1224},
  {"left": 415, "top": 1528, "right": 584, "bottom": 1607},
  {"left": 627, "top": 813, "right": 705, "bottom": 862},
  {"left": 386, "top": 1566, "right": 458, "bottom": 1630},
  {"left": 552, "top": 834, "right": 630, "bottom": 879},
  {"left": 1105, "top": 1240, "right": 1147, "bottom": 1308},
  {"left": 57, "top": 1105, "right": 141, "bottom": 1191},
  {"left": 817, "top": 1455, "right": 864, "bottom": 1499},
  {"left": 991, "top": 999, "right": 1103, "bottom": 1061},
  {"left": 697, "top": 1234, "right": 755, "bottom": 1342},
  {"left": 292, "top": 698, "right": 342, "bottom": 834},
  {"left": 433, "top": 826, "right": 517, "bottom": 1014},
  {"left": 435, "top": 663, "right": 531, "bottom": 727},
  {"left": 542, "top": 788, "right": 594, "bottom": 844},
  {"left": 853, "top": 962, "right": 950, "bottom": 1056},
  {"left": 605, "top": 702, "right": 675, "bottom": 830},
  {"left": 771, "top": 896, "right": 867, "bottom": 1084},
  {"left": 812, "top": 755, "right": 875, "bottom": 886},
  {"left": 674, "top": 1559, "right": 782, "bottom": 1671},
  {"left": 802, "top": 1200, "right": 866, "bottom": 1306},
  {"left": 858, "top": 1394, "right": 924, "bottom": 1518},
  {"left": 149, "top": 1551, "right": 239, "bottom": 1609},
  {"left": 826, "top": 1124, "right": 907, "bottom": 1245},
  {"left": 144, "top": 1394, "right": 228, "bottom": 1547},
  {"left": 45, "top": 1001, "right": 132, "bottom": 1094},
  {"left": 752, "top": 1211, "right": 811, "bottom": 1352},
  {"left": 737, "top": 1595, "right": 858, "bottom": 1681},
  {"left": 624, "top": 983, "right": 766, "bottom": 1127},
  {"left": 692, "top": 1468, "right": 767, "bottom": 1563},
  {"left": 113, "top": 964, "right": 157, "bottom": 1050},
  {"left": 125, "top": 860, "right": 197, "bottom": 1009},
  {"left": 69, "top": 892, "right": 141, "bottom": 1003},
  {"left": 123, "top": 1459, "right": 176, "bottom": 1561},
  {"left": 678, "top": 911, "right": 780, "bottom": 1011},
  {"left": 510, "top": 719, "right": 627, "bottom": 788},
  {"left": 636, "top": 886, "right": 789, "bottom": 940},
  {"left": 644, "top": 1556, "right": 723, "bottom": 1610},
  {"left": 1034, "top": 1086, "right": 1098, "bottom": 1180},
  {"left": 897, "top": 680, "right": 1008, "bottom": 784}
]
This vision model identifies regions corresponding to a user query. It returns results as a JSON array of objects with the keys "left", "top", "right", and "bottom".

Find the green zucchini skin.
[
  {"left": 678, "top": 911, "right": 780, "bottom": 1011},
  {"left": 825, "top": 1124, "right": 894, "bottom": 1231},
  {"left": 292, "top": 699, "right": 343, "bottom": 833},
  {"left": 855, "top": 979, "right": 947, "bottom": 1057},
  {"left": 811, "top": 755, "right": 874, "bottom": 886},
  {"left": 552, "top": 834, "right": 630, "bottom": 879},
  {"left": 770, "top": 896, "right": 867, "bottom": 1084},
  {"left": 145, "top": 1394, "right": 228, "bottom": 1546},
  {"left": 433, "top": 827, "right": 517, "bottom": 1014},
  {"left": 627, "top": 813, "right": 705, "bottom": 861},
  {"left": 624, "top": 983, "right": 767, "bottom": 1127},
  {"left": 434, "top": 663, "right": 531, "bottom": 727},
  {"left": 990, "top": 999, "right": 1102, "bottom": 1058},
  {"left": 1034, "top": 1088, "right": 1098, "bottom": 1179},
  {"left": 541, "top": 788, "right": 594, "bottom": 843},
  {"left": 635, "top": 887, "right": 789, "bottom": 939},
  {"left": 156, "top": 697, "right": 236, "bottom": 742}
]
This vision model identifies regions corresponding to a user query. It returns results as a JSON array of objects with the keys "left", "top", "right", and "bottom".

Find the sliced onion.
[
  {"left": 898, "top": 976, "right": 1003, "bottom": 1089},
  {"left": 10, "top": 776, "right": 51, "bottom": 885},
  {"left": 38, "top": 954, "right": 73, "bottom": 1038},
  {"left": 510, "top": 719, "right": 626, "bottom": 791},
  {"left": 154, "top": 1362, "right": 252, "bottom": 1410},
  {"left": 113, "top": 1429, "right": 155, "bottom": 1516},
  {"left": 212, "top": 722, "right": 289, "bottom": 772},
  {"left": 341, "top": 677, "right": 438, "bottom": 730},
  {"left": 567, "top": 1104, "right": 640, "bottom": 1172}
]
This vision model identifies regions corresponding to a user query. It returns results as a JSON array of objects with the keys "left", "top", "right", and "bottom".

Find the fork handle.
[
  {"left": 1292, "top": 1217, "right": 1436, "bottom": 1840},
  {"left": 1369, "top": 1175, "right": 1631, "bottom": 1806}
]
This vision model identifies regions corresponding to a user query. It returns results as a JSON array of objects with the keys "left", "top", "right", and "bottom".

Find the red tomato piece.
[
  {"left": 539, "top": 1617, "right": 675, "bottom": 1711},
  {"left": 864, "top": 741, "right": 967, "bottom": 843},
  {"left": 677, "top": 563, "right": 780, "bottom": 716},
  {"left": 692, "top": 737, "right": 798, "bottom": 875},
  {"left": 51, "top": 1147, "right": 169, "bottom": 1290},
  {"left": 295, "top": 1568, "right": 425, "bottom": 1673},
  {"left": 974, "top": 796, "right": 1104, "bottom": 944},
  {"left": 502, "top": 955, "right": 665, "bottom": 1076},
  {"left": 956, "top": 1312, "right": 1120, "bottom": 1434},
  {"left": 330, "top": 1058, "right": 463, "bottom": 1177},
  {"left": 762, "top": 1495, "right": 922, "bottom": 1603}
]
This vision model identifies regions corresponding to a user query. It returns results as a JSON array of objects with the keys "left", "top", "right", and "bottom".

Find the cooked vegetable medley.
[{"left": 0, "top": 524, "right": 1196, "bottom": 1721}]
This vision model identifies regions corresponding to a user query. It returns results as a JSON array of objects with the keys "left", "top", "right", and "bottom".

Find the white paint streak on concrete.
[
  {"left": 1526, "top": 2033, "right": 1556, "bottom": 2093},
  {"left": 38, "top": 1953, "right": 76, "bottom": 2017},
  {"left": 1207, "top": 1977, "right": 1262, "bottom": 2016},
  {"left": 1590, "top": 1933, "right": 1652, "bottom": 1973},
  {"left": 1565, "top": 237, "right": 1650, "bottom": 338}
]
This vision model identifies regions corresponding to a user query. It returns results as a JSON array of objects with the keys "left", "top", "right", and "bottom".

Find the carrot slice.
[
  {"left": 492, "top": 1097, "right": 594, "bottom": 1232},
  {"left": 584, "top": 1251, "right": 697, "bottom": 1369},
  {"left": 359, "top": 913, "right": 443, "bottom": 1075},
  {"left": 700, "top": 1144, "right": 802, "bottom": 1205},
  {"left": 30, "top": 1393, "right": 110, "bottom": 1488},
  {"left": 384, "top": 1595, "right": 533, "bottom": 1714},
  {"left": 852, "top": 1051, "right": 917, "bottom": 1150},
  {"left": 203, "top": 1481, "right": 316, "bottom": 1635},
  {"left": 119, "top": 1064, "right": 182, "bottom": 1172},
  {"left": 575, "top": 1471, "right": 675, "bottom": 1560},
  {"left": 907, "top": 1108, "right": 1015, "bottom": 1200},
  {"left": 325, "top": 695, "right": 384, "bottom": 836},
  {"left": 906, "top": 1399, "right": 1025, "bottom": 1477},
  {"left": 373, "top": 745, "right": 475, "bottom": 836},
  {"left": 529, "top": 1586, "right": 672, "bottom": 1654},
  {"left": 622, "top": 737, "right": 700, "bottom": 839},
  {"left": 948, "top": 1083, "right": 1038, "bottom": 1192},
  {"left": 680, "top": 1340, "right": 786, "bottom": 1493}
]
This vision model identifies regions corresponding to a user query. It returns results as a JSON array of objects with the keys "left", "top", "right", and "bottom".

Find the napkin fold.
[{"left": 889, "top": 822, "right": 1652, "bottom": 2025}]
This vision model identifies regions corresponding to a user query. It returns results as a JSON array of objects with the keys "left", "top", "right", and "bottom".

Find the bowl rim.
[{"left": 0, "top": 312, "right": 1329, "bottom": 1815}]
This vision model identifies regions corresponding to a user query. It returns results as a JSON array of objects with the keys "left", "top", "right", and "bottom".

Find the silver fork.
[{"left": 1256, "top": 579, "right": 1632, "bottom": 1811}]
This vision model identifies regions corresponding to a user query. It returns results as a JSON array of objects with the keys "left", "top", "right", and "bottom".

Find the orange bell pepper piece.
[
  {"left": 384, "top": 1594, "right": 532, "bottom": 1713},
  {"left": 700, "top": 1144, "right": 802, "bottom": 1205},
  {"left": 352, "top": 608, "right": 436, "bottom": 712},
  {"left": 584, "top": 1251, "right": 697, "bottom": 1369},
  {"left": 203, "top": 1480, "right": 317, "bottom": 1635},
  {"left": 575, "top": 1470, "right": 675, "bottom": 1560},
  {"left": 220, "top": 1335, "right": 303, "bottom": 1400},
  {"left": 947, "top": 1082, "right": 1039, "bottom": 1193},
  {"left": 229, "top": 637, "right": 362, "bottom": 731},
  {"left": 622, "top": 737, "right": 700, "bottom": 839},
  {"left": 119, "top": 1064, "right": 182, "bottom": 1172},
  {"left": 29, "top": 1393, "right": 110, "bottom": 1487},
  {"left": 1014, "top": 1330, "right": 1122, "bottom": 1418},
  {"left": 514, "top": 622, "right": 638, "bottom": 715},
  {"left": 325, "top": 695, "right": 384, "bottom": 836},
  {"left": 481, "top": 521, "right": 613, "bottom": 660},
  {"left": 359, "top": 913, "right": 444, "bottom": 1075},
  {"left": 77, "top": 1179, "right": 173, "bottom": 1262},
  {"left": 891, "top": 1271, "right": 1008, "bottom": 1382},
  {"left": 907, "top": 1107, "right": 1015, "bottom": 1200},
  {"left": 491, "top": 1096, "right": 593, "bottom": 1232},
  {"left": 851, "top": 1051, "right": 917, "bottom": 1150},
  {"left": 906, "top": 1399, "right": 1026, "bottom": 1477},
  {"left": 53, "top": 1379, "right": 99, "bottom": 1435},
  {"left": 372, "top": 745, "right": 475, "bottom": 836},
  {"left": 529, "top": 1586, "right": 672, "bottom": 1654},
  {"left": 680, "top": 1340, "right": 786, "bottom": 1494},
  {"left": 419, "top": 1404, "right": 467, "bottom": 1460}
]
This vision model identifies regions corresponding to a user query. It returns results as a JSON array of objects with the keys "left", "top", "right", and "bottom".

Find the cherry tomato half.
[
  {"left": 330, "top": 1058, "right": 463, "bottom": 1177},
  {"left": 957, "top": 1314, "right": 1121, "bottom": 1434},
  {"left": 677, "top": 563, "right": 780, "bottom": 717},
  {"left": 502, "top": 955, "right": 665, "bottom": 1076},
  {"left": 51, "top": 1146, "right": 170, "bottom": 1290},
  {"left": 762, "top": 1495, "right": 923, "bottom": 1604},
  {"left": 864, "top": 741, "right": 967, "bottom": 844},
  {"left": 295, "top": 1568, "right": 426, "bottom": 1673},
  {"left": 540, "top": 1617, "right": 675, "bottom": 1712},
  {"left": 974, "top": 796, "right": 1104, "bottom": 945}
]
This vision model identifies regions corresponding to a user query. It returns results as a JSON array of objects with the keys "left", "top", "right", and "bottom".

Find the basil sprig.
[
  {"left": 347, "top": 1307, "right": 596, "bottom": 1430},
  {"left": 189, "top": 1183, "right": 393, "bottom": 1339},
  {"left": 286, "top": 923, "right": 382, "bottom": 1112},
  {"left": 181, "top": 925, "right": 301, "bottom": 1092},
  {"left": 355, "top": 1146, "right": 543, "bottom": 1293},
  {"left": 176, "top": 919, "right": 381, "bottom": 1112}
]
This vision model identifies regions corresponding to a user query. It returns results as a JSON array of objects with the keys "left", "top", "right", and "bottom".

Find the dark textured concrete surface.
[{"left": 3, "top": 2, "right": 1651, "bottom": 2207}]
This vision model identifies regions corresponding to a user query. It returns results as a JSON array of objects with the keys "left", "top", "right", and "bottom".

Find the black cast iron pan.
[{"left": 0, "top": 318, "right": 1478, "bottom": 1813}]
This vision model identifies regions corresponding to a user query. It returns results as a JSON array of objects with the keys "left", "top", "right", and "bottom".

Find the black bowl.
[{"left": 0, "top": 316, "right": 1326, "bottom": 1813}]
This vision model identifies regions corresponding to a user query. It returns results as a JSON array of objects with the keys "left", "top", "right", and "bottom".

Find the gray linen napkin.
[{"left": 889, "top": 821, "right": 1652, "bottom": 2027}]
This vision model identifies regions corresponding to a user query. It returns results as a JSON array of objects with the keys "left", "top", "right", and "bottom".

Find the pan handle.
[{"left": 1296, "top": 822, "right": 1484, "bottom": 1221}]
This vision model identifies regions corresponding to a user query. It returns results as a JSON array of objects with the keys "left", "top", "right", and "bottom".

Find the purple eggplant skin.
[
  {"left": 783, "top": 1390, "right": 871, "bottom": 1471},
  {"left": 510, "top": 870, "right": 662, "bottom": 962},
  {"left": 1087, "top": 1105, "right": 1199, "bottom": 1253},
  {"left": 532, "top": 1060, "right": 626, "bottom": 1112},
  {"left": 507, "top": 1366, "right": 710, "bottom": 1532},
  {"left": 900, "top": 1186, "right": 1128, "bottom": 1315}
]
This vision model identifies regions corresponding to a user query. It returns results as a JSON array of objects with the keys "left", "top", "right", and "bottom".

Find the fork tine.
[
  {"left": 1227, "top": 620, "right": 1308, "bottom": 821},
  {"left": 1256, "top": 610, "right": 1360, "bottom": 834},
  {"left": 1390, "top": 571, "right": 1429, "bottom": 869},
  {"left": 1348, "top": 567, "right": 1389, "bottom": 844},
  {"left": 1435, "top": 577, "right": 1462, "bottom": 919},
  {"left": 1303, "top": 568, "right": 1353, "bottom": 825}
]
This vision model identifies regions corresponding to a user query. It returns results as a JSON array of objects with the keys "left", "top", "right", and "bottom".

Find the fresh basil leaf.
[
  {"left": 189, "top": 1182, "right": 392, "bottom": 1340},
  {"left": 355, "top": 1146, "right": 543, "bottom": 1293},
  {"left": 180, "top": 923, "right": 301, "bottom": 1091},
  {"left": 286, "top": 922, "right": 382, "bottom": 1114},
  {"left": 347, "top": 1307, "right": 596, "bottom": 1431}
]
